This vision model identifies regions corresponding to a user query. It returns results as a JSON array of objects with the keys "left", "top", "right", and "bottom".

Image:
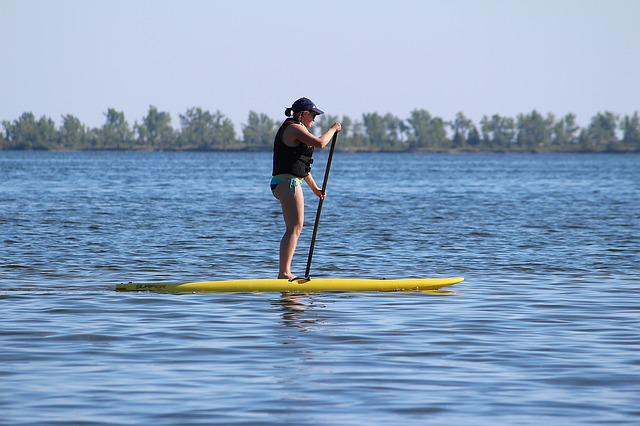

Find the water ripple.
[{"left": 1, "top": 152, "right": 640, "bottom": 425}]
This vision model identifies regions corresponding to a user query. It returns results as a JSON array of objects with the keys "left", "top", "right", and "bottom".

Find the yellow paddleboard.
[{"left": 116, "top": 277, "right": 464, "bottom": 293}]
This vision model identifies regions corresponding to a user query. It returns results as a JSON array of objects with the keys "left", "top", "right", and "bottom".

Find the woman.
[{"left": 271, "top": 97, "right": 341, "bottom": 279}]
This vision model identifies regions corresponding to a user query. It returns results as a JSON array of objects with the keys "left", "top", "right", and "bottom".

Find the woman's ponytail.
[{"left": 285, "top": 107, "right": 293, "bottom": 117}]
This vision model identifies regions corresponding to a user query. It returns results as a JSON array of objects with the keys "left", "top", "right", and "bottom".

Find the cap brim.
[{"left": 311, "top": 107, "right": 324, "bottom": 115}]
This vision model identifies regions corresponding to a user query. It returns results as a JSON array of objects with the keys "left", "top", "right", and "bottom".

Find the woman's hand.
[
  {"left": 312, "top": 187, "right": 326, "bottom": 200},
  {"left": 332, "top": 122, "right": 342, "bottom": 133}
]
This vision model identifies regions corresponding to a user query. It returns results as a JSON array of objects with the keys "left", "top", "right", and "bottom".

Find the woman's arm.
[
  {"left": 284, "top": 122, "right": 341, "bottom": 149},
  {"left": 304, "top": 174, "right": 326, "bottom": 200}
]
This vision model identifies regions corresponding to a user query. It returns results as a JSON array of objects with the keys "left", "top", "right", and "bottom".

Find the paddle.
[{"left": 304, "top": 132, "right": 339, "bottom": 279}]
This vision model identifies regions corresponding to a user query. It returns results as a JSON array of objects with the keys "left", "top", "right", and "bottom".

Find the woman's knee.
[{"left": 286, "top": 222, "right": 303, "bottom": 237}]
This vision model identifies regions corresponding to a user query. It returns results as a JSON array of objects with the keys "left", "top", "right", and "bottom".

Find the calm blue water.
[{"left": 1, "top": 151, "right": 639, "bottom": 425}]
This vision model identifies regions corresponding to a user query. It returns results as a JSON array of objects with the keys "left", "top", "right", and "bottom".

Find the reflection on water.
[
  {"left": 419, "top": 289, "right": 458, "bottom": 296},
  {"left": 274, "top": 293, "right": 321, "bottom": 330}
]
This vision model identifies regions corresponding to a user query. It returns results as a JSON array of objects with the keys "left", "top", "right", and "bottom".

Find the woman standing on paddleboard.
[{"left": 271, "top": 97, "right": 341, "bottom": 279}]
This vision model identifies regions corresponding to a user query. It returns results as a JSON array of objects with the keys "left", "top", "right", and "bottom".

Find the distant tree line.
[{"left": 1, "top": 106, "right": 639, "bottom": 152}]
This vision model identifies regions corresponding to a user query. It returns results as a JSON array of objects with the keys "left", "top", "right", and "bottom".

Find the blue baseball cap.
[{"left": 291, "top": 97, "right": 324, "bottom": 115}]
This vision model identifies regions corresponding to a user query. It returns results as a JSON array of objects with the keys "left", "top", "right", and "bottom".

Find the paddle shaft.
[{"left": 304, "top": 132, "right": 338, "bottom": 279}]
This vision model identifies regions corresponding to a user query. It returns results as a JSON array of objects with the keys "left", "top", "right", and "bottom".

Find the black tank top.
[{"left": 272, "top": 118, "right": 314, "bottom": 177}]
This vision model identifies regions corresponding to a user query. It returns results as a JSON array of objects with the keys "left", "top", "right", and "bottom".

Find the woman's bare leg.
[{"left": 275, "top": 184, "right": 304, "bottom": 279}]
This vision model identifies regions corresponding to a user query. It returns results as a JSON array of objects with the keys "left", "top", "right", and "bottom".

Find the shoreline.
[{"left": 1, "top": 147, "right": 638, "bottom": 154}]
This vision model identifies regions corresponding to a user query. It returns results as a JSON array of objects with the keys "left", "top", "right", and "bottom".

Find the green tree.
[
  {"left": 3, "top": 112, "right": 36, "bottom": 149},
  {"left": 339, "top": 115, "right": 354, "bottom": 148},
  {"left": 136, "top": 105, "right": 175, "bottom": 148},
  {"left": 551, "top": 113, "right": 580, "bottom": 149},
  {"left": 2, "top": 112, "right": 56, "bottom": 150},
  {"left": 59, "top": 114, "right": 87, "bottom": 149},
  {"left": 362, "top": 112, "right": 385, "bottom": 148},
  {"left": 406, "top": 109, "right": 448, "bottom": 149},
  {"left": 313, "top": 113, "right": 363, "bottom": 149},
  {"left": 36, "top": 116, "right": 57, "bottom": 149},
  {"left": 361, "top": 112, "right": 407, "bottom": 149},
  {"left": 450, "top": 112, "right": 474, "bottom": 148},
  {"left": 479, "top": 115, "right": 491, "bottom": 146},
  {"left": 466, "top": 126, "right": 481, "bottom": 148},
  {"left": 242, "top": 111, "right": 276, "bottom": 148},
  {"left": 210, "top": 110, "right": 236, "bottom": 147},
  {"left": 179, "top": 107, "right": 213, "bottom": 148},
  {"left": 97, "top": 109, "right": 133, "bottom": 149},
  {"left": 581, "top": 111, "right": 618, "bottom": 151},
  {"left": 383, "top": 113, "right": 407, "bottom": 148},
  {"left": 515, "top": 110, "right": 552, "bottom": 150},
  {"left": 179, "top": 108, "right": 236, "bottom": 149},
  {"left": 347, "top": 118, "right": 368, "bottom": 148},
  {"left": 481, "top": 114, "right": 515, "bottom": 149},
  {"left": 620, "top": 112, "right": 640, "bottom": 149}
]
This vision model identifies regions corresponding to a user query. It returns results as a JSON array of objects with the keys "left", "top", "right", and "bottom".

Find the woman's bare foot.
[{"left": 278, "top": 273, "right": 296, "bottom": 280}]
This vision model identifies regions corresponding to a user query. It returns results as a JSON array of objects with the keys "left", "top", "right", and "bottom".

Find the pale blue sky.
[{"left": 1, "top": 0, "right": 638, "bottom": 128}]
